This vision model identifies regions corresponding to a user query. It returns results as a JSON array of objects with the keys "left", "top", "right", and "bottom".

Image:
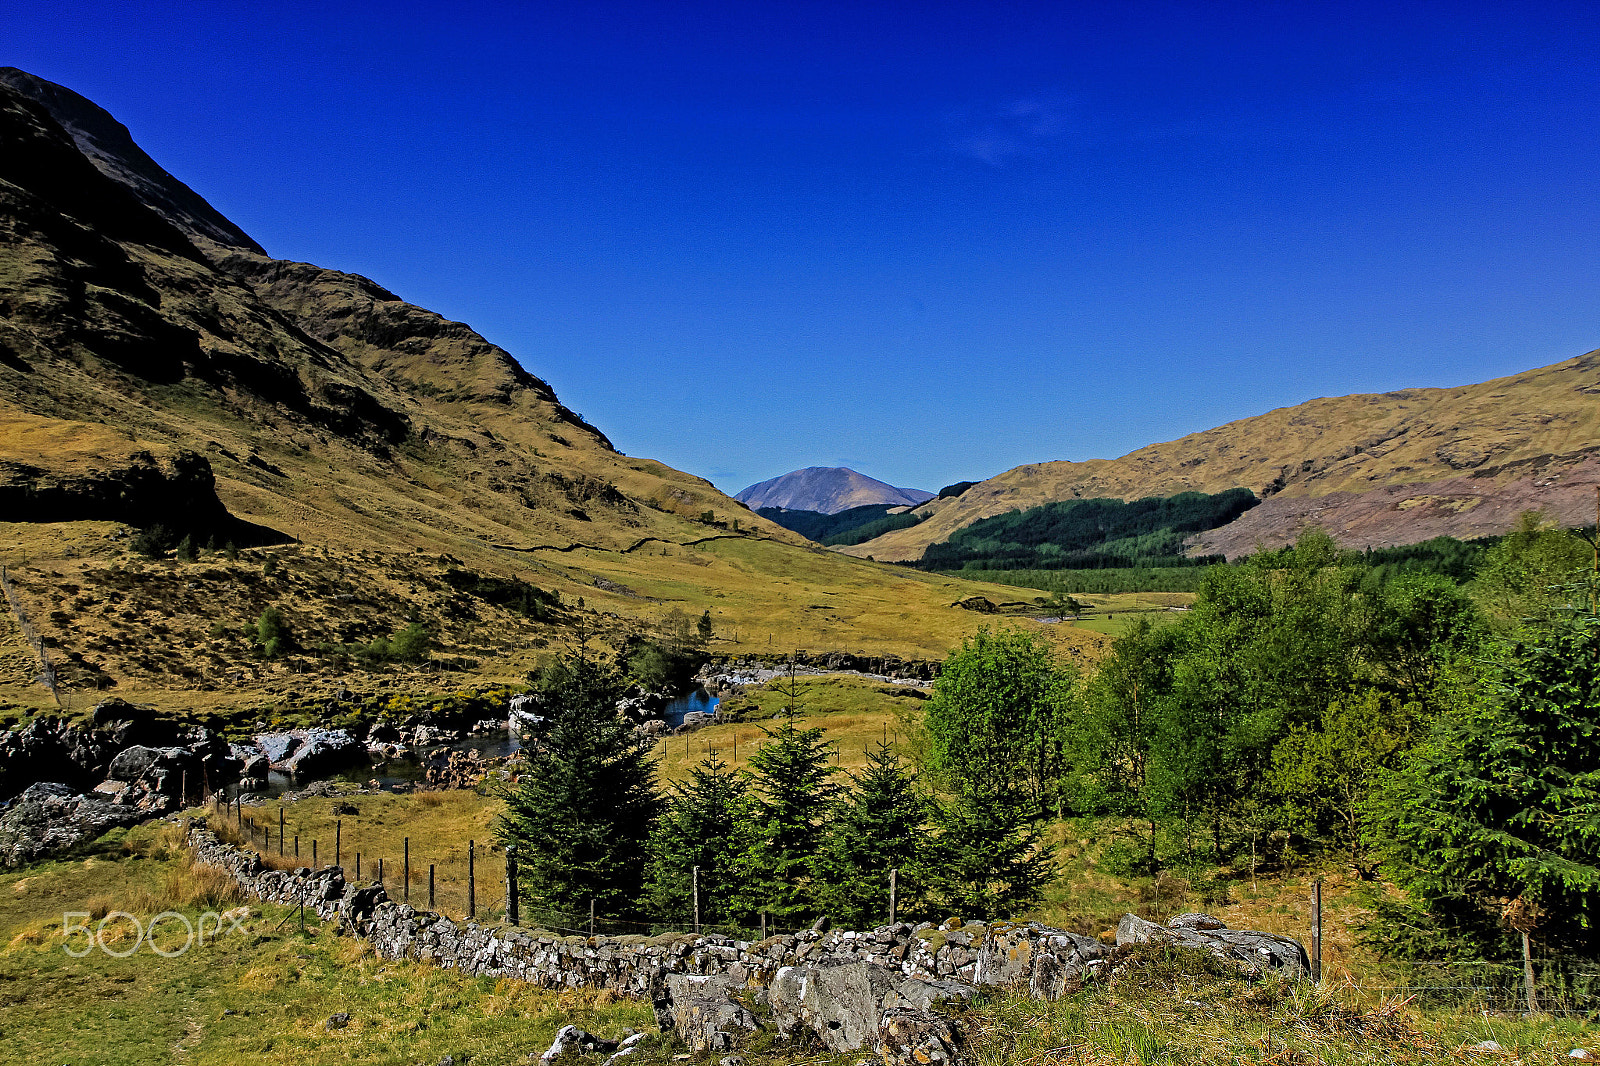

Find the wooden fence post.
[
  {"left": 506, "top": 851, "right": 518, "bottom": 926},
  {"left": 1522, "top": 930, "right": 1539, "bottom": 1014},
  {"left": 468, "top": 841, "right": 476, "bottom": 918},
  {"left": 889, "top": 868, "right": 898, "bottom": 925},
  {"left": 377, "top": 857, "right": 383, "bottom": 887},
  {"left": 692, "top": 865, "right": 700, "bottom": 934},
  {"left": 404, "top": 838, "right": 410, "bottom": 901},
  {"left": 312, "top": 839, "right": 317, "bottom": 867},
  {"left": 1311, "top": 880, "right": 1323, "bottom": 983},
  {"left": 589, "top": 898, "right": 595, "bottom": 936},
  {"left": 429, "top": 864, "right": 435, "bottom": 909},
  {"left": 279, "top": 808, "right": 284, "bottom": 856},
  {"left": 336, "top": 820, "right": 341, "bottom": 869}
]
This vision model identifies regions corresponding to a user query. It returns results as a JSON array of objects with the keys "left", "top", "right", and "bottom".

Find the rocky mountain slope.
[
  {"left": 0, "top": 69, "right": 1060, "bottom": 710},
  {"left": 735, "top": 467, "right": 933, "bottom": 514},
  {"left": 842, "top": 352, "right": 1600, "bottom": 562}
]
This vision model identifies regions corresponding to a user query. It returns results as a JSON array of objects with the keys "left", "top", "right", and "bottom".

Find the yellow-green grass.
[
  {"left": 0, "top": 825, "right": 662, "bottom": 1066},
  {"left": 964, "top": 952, "right": 1596, "bottom": 1066},
  {"left": 566, "top": 536, "right": 1110, "bottom": 663},
  {"left": 0, "top": 521, "right": 1109, "bottom": 723},
  {"left": 3, "top": 821, "right": 1589, "bottom": 1065},
  {"left": 221, "top": 789, "right": 508, "bottom": 923}
]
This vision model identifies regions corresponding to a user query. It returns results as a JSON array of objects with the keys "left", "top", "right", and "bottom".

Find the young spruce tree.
[
  {"left": 735, "top": 666, "right": 839, "bottom": 927},
  {"left": 495, "top": 653, "right": 660, "bottom": 924},
  {"left": 925, "top": 790, "right": 1054, "bottom": 920},
  {"left": 643, "top": 753, "right": 748, "bottom": 928},
  {"left": 814, "top": 738, "right": 928, "bottom": 928}
]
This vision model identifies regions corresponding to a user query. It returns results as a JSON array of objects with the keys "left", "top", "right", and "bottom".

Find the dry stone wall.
[{"left": 189, "top": 824, "right": 1307, "bottom": 1060}]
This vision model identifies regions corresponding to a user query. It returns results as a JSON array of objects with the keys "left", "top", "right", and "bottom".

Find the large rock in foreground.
[
  {"left": 0, "top": 781, "right": 156, "bottom": 867},
  {"left": 1116, "top": 912, "right": 1309, "bottom": 975}
]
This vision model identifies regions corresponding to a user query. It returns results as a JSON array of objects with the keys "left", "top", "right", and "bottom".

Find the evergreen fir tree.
[
  {"left": 643, "top": 753, "right": 748, "bottom": 928},
  {"left": 1369, "top": 594, "right": 1600, "bottom": 958},
  {"left": 494, "top": 653, "right": 660, "bottom": 924},
  {"left": 814, "top": 739, "right": 928, "bottom": 928},
  {"left": 924, "top": 790, "right": 1054, "bottom": 920},
  {"left": 734, "top": 667, "right": 839, "bottom": 926}
]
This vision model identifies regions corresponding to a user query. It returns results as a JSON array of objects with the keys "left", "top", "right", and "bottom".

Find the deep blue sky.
[{"left": 6, "top": 2, "right": 1599, "bottom": 494}]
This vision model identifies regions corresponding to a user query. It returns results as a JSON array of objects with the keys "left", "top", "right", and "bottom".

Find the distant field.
[
  {"left": 0, "top": 521, "right": 1108, "bottom": 723},
  {"left": 657, "top": 674, "right": 923, "bottom": 785}
]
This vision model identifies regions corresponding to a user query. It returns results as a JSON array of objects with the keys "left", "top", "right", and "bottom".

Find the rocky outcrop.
[
  {"left": 251, "top": 728, "right": 361, "bottom": 778},
  {"left": 0, "top": 702, "right": 239, "bottom": 803},
  {"left": 0, "top": 781, "right": 161, "bottom": 866},
  {"left": 1115, "top": 911, "right": 1309, "bottom": 976},
  {"left": 105, "top": 744, "right": 200, "bottom": 797},
  {"left": 0, "top": 447, "right": 232, "bottom": 530}
]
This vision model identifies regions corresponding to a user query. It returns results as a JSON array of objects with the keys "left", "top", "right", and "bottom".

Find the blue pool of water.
[{"left": 664, "top": 687, "right": 718, "bottom": 727}]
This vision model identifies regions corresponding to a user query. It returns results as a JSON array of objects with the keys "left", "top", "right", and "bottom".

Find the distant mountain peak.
[{"left": 735, "top": 467, "right": 934, "bottom": 514}]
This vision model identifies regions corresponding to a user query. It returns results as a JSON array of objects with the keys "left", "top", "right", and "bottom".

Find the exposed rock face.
[
  {"left": 105, "top": 744, "right": 199, "bottom": 796},
  {"left": 252, "top": 728, "right": 360, "bottom": 777},
  {"left": 0, "top": 702, "right": 238, "bottom": 803},
  {"left": 0, "top": 447, "right": 232, "bottom": 530},
  {"left": 0, "top": 781, "right": 157, "bottom": 866},
  {"left": 1115, "top": 912, "right": 1309, "bottom": 976}
]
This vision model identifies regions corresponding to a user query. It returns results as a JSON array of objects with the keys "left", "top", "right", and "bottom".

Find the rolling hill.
[
  {"left": 0, "top": 69, "right": 1092, "bottom": 714},
  {"left": 841, "top": 352, "right": 1600, "bottom": 562},
  {"left": 735, "top": 467, "right": 934, "bottom": 513}
]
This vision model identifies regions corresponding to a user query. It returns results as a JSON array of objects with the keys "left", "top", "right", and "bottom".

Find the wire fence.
[
  {"left": 212, "top": 797, "right": 1600, "bottom": 1016},
  {"left": 0, "top": 565, "right": 57, "bottom": 702},
  {"left": 215, "top": 794, "right": 846, "bottom": 942},
  {"left": 1360, "top": 961, "right": 1600, "bottom": 1016}
]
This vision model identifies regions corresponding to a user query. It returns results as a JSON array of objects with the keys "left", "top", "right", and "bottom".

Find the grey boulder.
[
  {"left": 654, "top": 974, "right": 758, "bottom": 1054},
  {"left": 254, "top": 729, "right": 360, "bottom": 777},
  {"left": 0, "top": 782, "right": 154, "bottom": 867},
  {"left": 769, "top": 960, "right": 898, "bottom": 1053},
  {"left": 1115, "top": 912, "right": 1308, "bottom": 976}
]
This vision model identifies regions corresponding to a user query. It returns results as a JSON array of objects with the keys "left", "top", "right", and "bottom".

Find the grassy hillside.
[
  {"left": 0, "top": 73, "right": 1097, "bottom": 714},
  {"left": 842, "top": 350, "right": 1600, "bottom": 562},
  {"left": 0, "top": 518, "right": 1104, "bottom": 720}
]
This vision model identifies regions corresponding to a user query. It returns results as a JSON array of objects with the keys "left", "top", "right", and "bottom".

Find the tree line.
[
  {"left": 495, "top": 654, "right": 1050, "bottom": 934},
  {"left": 495, "top": 512, "right": 1599, "bottom": 962},
  {"left": 916, "top": 489, "right": 1258, "bottom": 571}
]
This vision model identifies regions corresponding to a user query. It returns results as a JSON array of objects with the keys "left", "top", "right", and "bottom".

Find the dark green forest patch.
[{"left": 916, "top": 488, "right": 1258, "bottom": 571}]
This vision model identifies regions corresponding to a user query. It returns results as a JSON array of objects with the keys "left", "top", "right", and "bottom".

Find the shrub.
[{"left": 255, "top": 607, "right": 289, "bottom": 658}]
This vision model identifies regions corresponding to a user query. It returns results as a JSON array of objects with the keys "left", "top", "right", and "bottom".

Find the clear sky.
[{"left": 5, "top": 2, "right": 1599, "bottom": 495}]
